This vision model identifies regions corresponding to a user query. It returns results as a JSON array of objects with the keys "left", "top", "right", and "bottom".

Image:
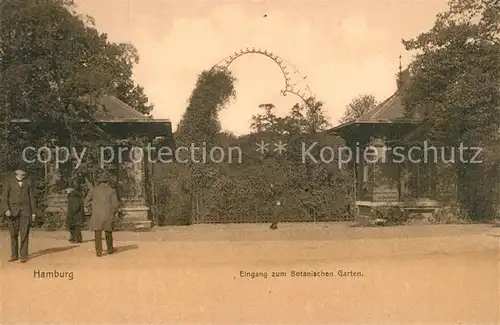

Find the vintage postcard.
[{"left": 0, "top": 0, "right": 499, "bottom": 324}]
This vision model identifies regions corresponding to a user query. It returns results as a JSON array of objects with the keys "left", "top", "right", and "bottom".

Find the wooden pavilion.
[
  {"left": 12, "top": 95, "right": 173, "bottom": 229},
  {"left": 329, "top": 88, "right": 456, "bottom": 222}
]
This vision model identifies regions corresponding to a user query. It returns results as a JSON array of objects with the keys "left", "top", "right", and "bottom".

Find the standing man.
[
  {"left": 2, "top": 163, "right": 37, "bottom": 263},
  {"left": 269, "top": 183, "right": 283, "bottom": 230},
  {"left": 66, "top": 181, "right": 84, "bottom": 243},
  {"left": 85, "top": 173, "right": 119, "bottom": 257},
  {"left": 300, "top": 187, "right": 314, "bottom": 220}
]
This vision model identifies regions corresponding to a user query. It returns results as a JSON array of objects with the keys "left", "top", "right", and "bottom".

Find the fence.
[{"left": 152, "top": 185, "right": 354, "bottom": 226}]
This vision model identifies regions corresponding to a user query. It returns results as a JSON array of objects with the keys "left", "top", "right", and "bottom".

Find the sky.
[{"left": 75, "top": 0, "right": 448, "bottom": 135}]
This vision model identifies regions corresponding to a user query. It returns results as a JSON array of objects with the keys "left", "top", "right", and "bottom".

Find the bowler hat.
[{"left": 13, "top": 161, "right": 28, "bottom": 173}]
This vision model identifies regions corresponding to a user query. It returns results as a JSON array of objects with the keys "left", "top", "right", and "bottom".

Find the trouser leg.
[
  {"left": 304, "top": 204, "right": 311, "bottom": 219},
  {"left": 8, "top": 218, "right": 20, "bottom": 259},
  {"left": 105, "top": 231, "right": 113, "bottom": 253},
  {"left": 270, "top": 205, "right": 280, "bottom": 229},
  {"left": 94, "top": 230, "right": 103, "bottom": 254},
  {"left": 69, "top": 226, "right": 75, "bottom": 241},
  {"left": 74, "top": 226, "right": 82, "bottom": 242},
  {"left": 18, "top": 216, "right": 30, "bottom": 260},
  {"left": 272, "top": 209, "right": 280, "bottom": 224}
]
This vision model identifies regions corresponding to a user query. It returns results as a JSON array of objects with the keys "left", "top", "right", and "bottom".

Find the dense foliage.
[
  {"left": 165, "top": 69, "right": 236, "bottom": 224},
  {"left": 6, "top": 0, "right": 497, "bottom": 227},
  {"left": 154, "top": 86, "right": 353, "bottom": 225},
  {"left": 0, "top": 0, "right": 155, "bottom": 228},
  {"left": 402, "top": 0, "right": 500, "bottom": 220},
  {"left": 0, "top": 0, "right": 153, "bottom": 179}
]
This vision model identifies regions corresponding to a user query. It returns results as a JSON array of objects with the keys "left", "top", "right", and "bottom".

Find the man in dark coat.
[
  {"left": 66, "top": 186, "right": 84, "bottom": 243},
  {"left": 1, "top": 164, "right": 37, "bottom": 263},
  {"left": 269, "top": 183, "right": 283, "bottom": 230},
  {"left": 300, "top": 187, "right": 314, "bottom": 220},
  {"left": 85, "top": 173, "right": 119, "bottom": 257}
]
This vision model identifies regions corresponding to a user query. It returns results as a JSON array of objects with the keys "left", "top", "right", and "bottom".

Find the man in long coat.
[
  {"left": 85, "top": 174, "right": 119, "bottom": 257},
  {"left": 1, "top": 164, "right": 37, "bottom": 262}
]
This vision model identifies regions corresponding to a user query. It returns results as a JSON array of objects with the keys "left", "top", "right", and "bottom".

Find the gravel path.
[{"left": 1, "top": 224, "right": 499, "bottom": 325}]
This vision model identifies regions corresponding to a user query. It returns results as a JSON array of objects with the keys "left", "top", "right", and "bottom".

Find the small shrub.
[
  {"left": 41, "top": 212, "right": 66, "bottom": 230},
  {"left": 0, "top": 217, "right": 8, "bottom": 229},
  {"left": 372, "top": 207, "right": 407, "bottom": 226},
  {"left": 433, "top": 205, "right": 470, "bottom": 224}
]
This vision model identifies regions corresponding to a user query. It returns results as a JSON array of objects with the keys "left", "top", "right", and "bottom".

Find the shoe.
[
  {"left": 20, "top": 259, "right": 28, "bottom": 263},
  {"left": 270, "top": 223, "right": 278, "bottom": 230},
  {"left": 8, "top": 257, "right": 18, "bottom": 262},
  {"left": 69, "top": 239, "right": 75, "bottom": 243},
  {"left": 107, "top": 248, "right": 116, "bottom": 255},
  {"left": 96, "top": 252, "right": 102, "bottom": 257}
]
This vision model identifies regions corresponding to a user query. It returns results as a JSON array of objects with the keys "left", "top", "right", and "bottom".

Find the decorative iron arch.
[{"left": 211, "top": 48, "right": 313, "bottom": 105}]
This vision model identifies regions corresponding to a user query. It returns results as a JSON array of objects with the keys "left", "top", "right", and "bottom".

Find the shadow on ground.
[
  {"left": 29, "top": 245, "right": 79, "bottom": 259},
  {"left": 60, "top": 238, "right": 114, "bottom": 244},
  {"left": 107, "top": 244, "right": 139, "bottom": 255}
]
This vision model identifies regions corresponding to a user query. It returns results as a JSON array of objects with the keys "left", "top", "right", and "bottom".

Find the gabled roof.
[
  {"left": 96, "top": 95, "right": 154, "bottom": 122},
  {"left": 10, "top": 95, "right": 169, "bottom": 123},
  {"left": 8, "top": 95, "right": 172, "bottom": 137},
  {"left": 329, "top": 91, "right": 421, "bottom": 134},
  {"left": 356, "top": 93, "right": 406, "bottom": 122}
]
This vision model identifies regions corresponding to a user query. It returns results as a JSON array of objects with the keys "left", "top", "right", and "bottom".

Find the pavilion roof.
[
  {"left": 94, "top": 96, "right": 172, "bottom": 136},
  {"left": 8, "top": 95, "right": 172, "bottom": 137},
  {"left": 95, "top": 95, "right": 155, "bottom": 122},
  {"left": 357, "top": 92, "right": 406, "bottom": 122},
  {"left": 329, "top": 91, "right": 421, "bottom": 134}
]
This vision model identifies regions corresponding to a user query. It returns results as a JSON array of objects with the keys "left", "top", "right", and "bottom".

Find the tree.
[
  {"left": 401, "top": 0, "right": 500, "bottom": 220},
  {"left": 176, "top": 69, "right": 235, "bottom": 146},
  {"left": 105, "top": 43, "right": 154, "bottom": 116},
  {"left": 338, "top": 94, "right": 377, "bottom": 124},
  {"left": 249, "top": 98, "right": 348, "bottom": 219},
  {"left": 250, "top": 104, "right": 280, "bottom": 133},
  {"left": 0, "top": 0, "right": 153, "bottom": 178},
  {"left": 402, "top": 0, "right": 500, "bottom": 147},
  {"left": 173, "top": 68, "right": 236, "bottom": 224},
  {"left": 155, "top": 92, "right": 351, "bottom": 224}
]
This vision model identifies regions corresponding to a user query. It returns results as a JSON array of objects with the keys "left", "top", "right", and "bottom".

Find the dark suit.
[
  {"left": 67, "top": 190, "right": 84, "bottom": 242},
  {"left": 269, "top": 186, "right": 283, "bottom": 229},
  {"left": 1, "top": 176, "right": 37, "bottom": 260}
]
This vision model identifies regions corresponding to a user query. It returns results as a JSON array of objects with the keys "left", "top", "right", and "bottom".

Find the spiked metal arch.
[{"left": 211, "top": 48, "right": 313, "bottom": 105}]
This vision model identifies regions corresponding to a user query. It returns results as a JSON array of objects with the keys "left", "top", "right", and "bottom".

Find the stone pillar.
[
  {"left": 132, "top": 155, "right": 144, "bottom": 200},
  {"left": 120, "top": 146, "right": 151, "bottom": 229},
  {"left": 369, "top": 138, "right": 399, "bottom": 202},
  {"left": 44, "top": 151, "right": 68, "bottom": 215}
]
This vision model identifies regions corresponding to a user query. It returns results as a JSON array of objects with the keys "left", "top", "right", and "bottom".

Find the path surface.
[{"left": 1, "top": 223, "right": 499, "bottom": 325}]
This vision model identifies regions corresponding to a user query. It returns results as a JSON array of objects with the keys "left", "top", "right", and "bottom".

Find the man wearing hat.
[
  {"left": 269, "top": 183, "right": 284, "bottom": 230},
  {"left": 66, "top": 180, "right": 84, "bottom": 243},
  {"left": 1, "top": 163, "right": 37, "bottom": 263},
  {"left": 85, "top": 172, "right": 119, "bottom": 257}
]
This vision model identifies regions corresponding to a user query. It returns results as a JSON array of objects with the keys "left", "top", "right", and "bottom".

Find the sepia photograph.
[{"left": 0, "top": 0, "right": 499, "bottom": 324}]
